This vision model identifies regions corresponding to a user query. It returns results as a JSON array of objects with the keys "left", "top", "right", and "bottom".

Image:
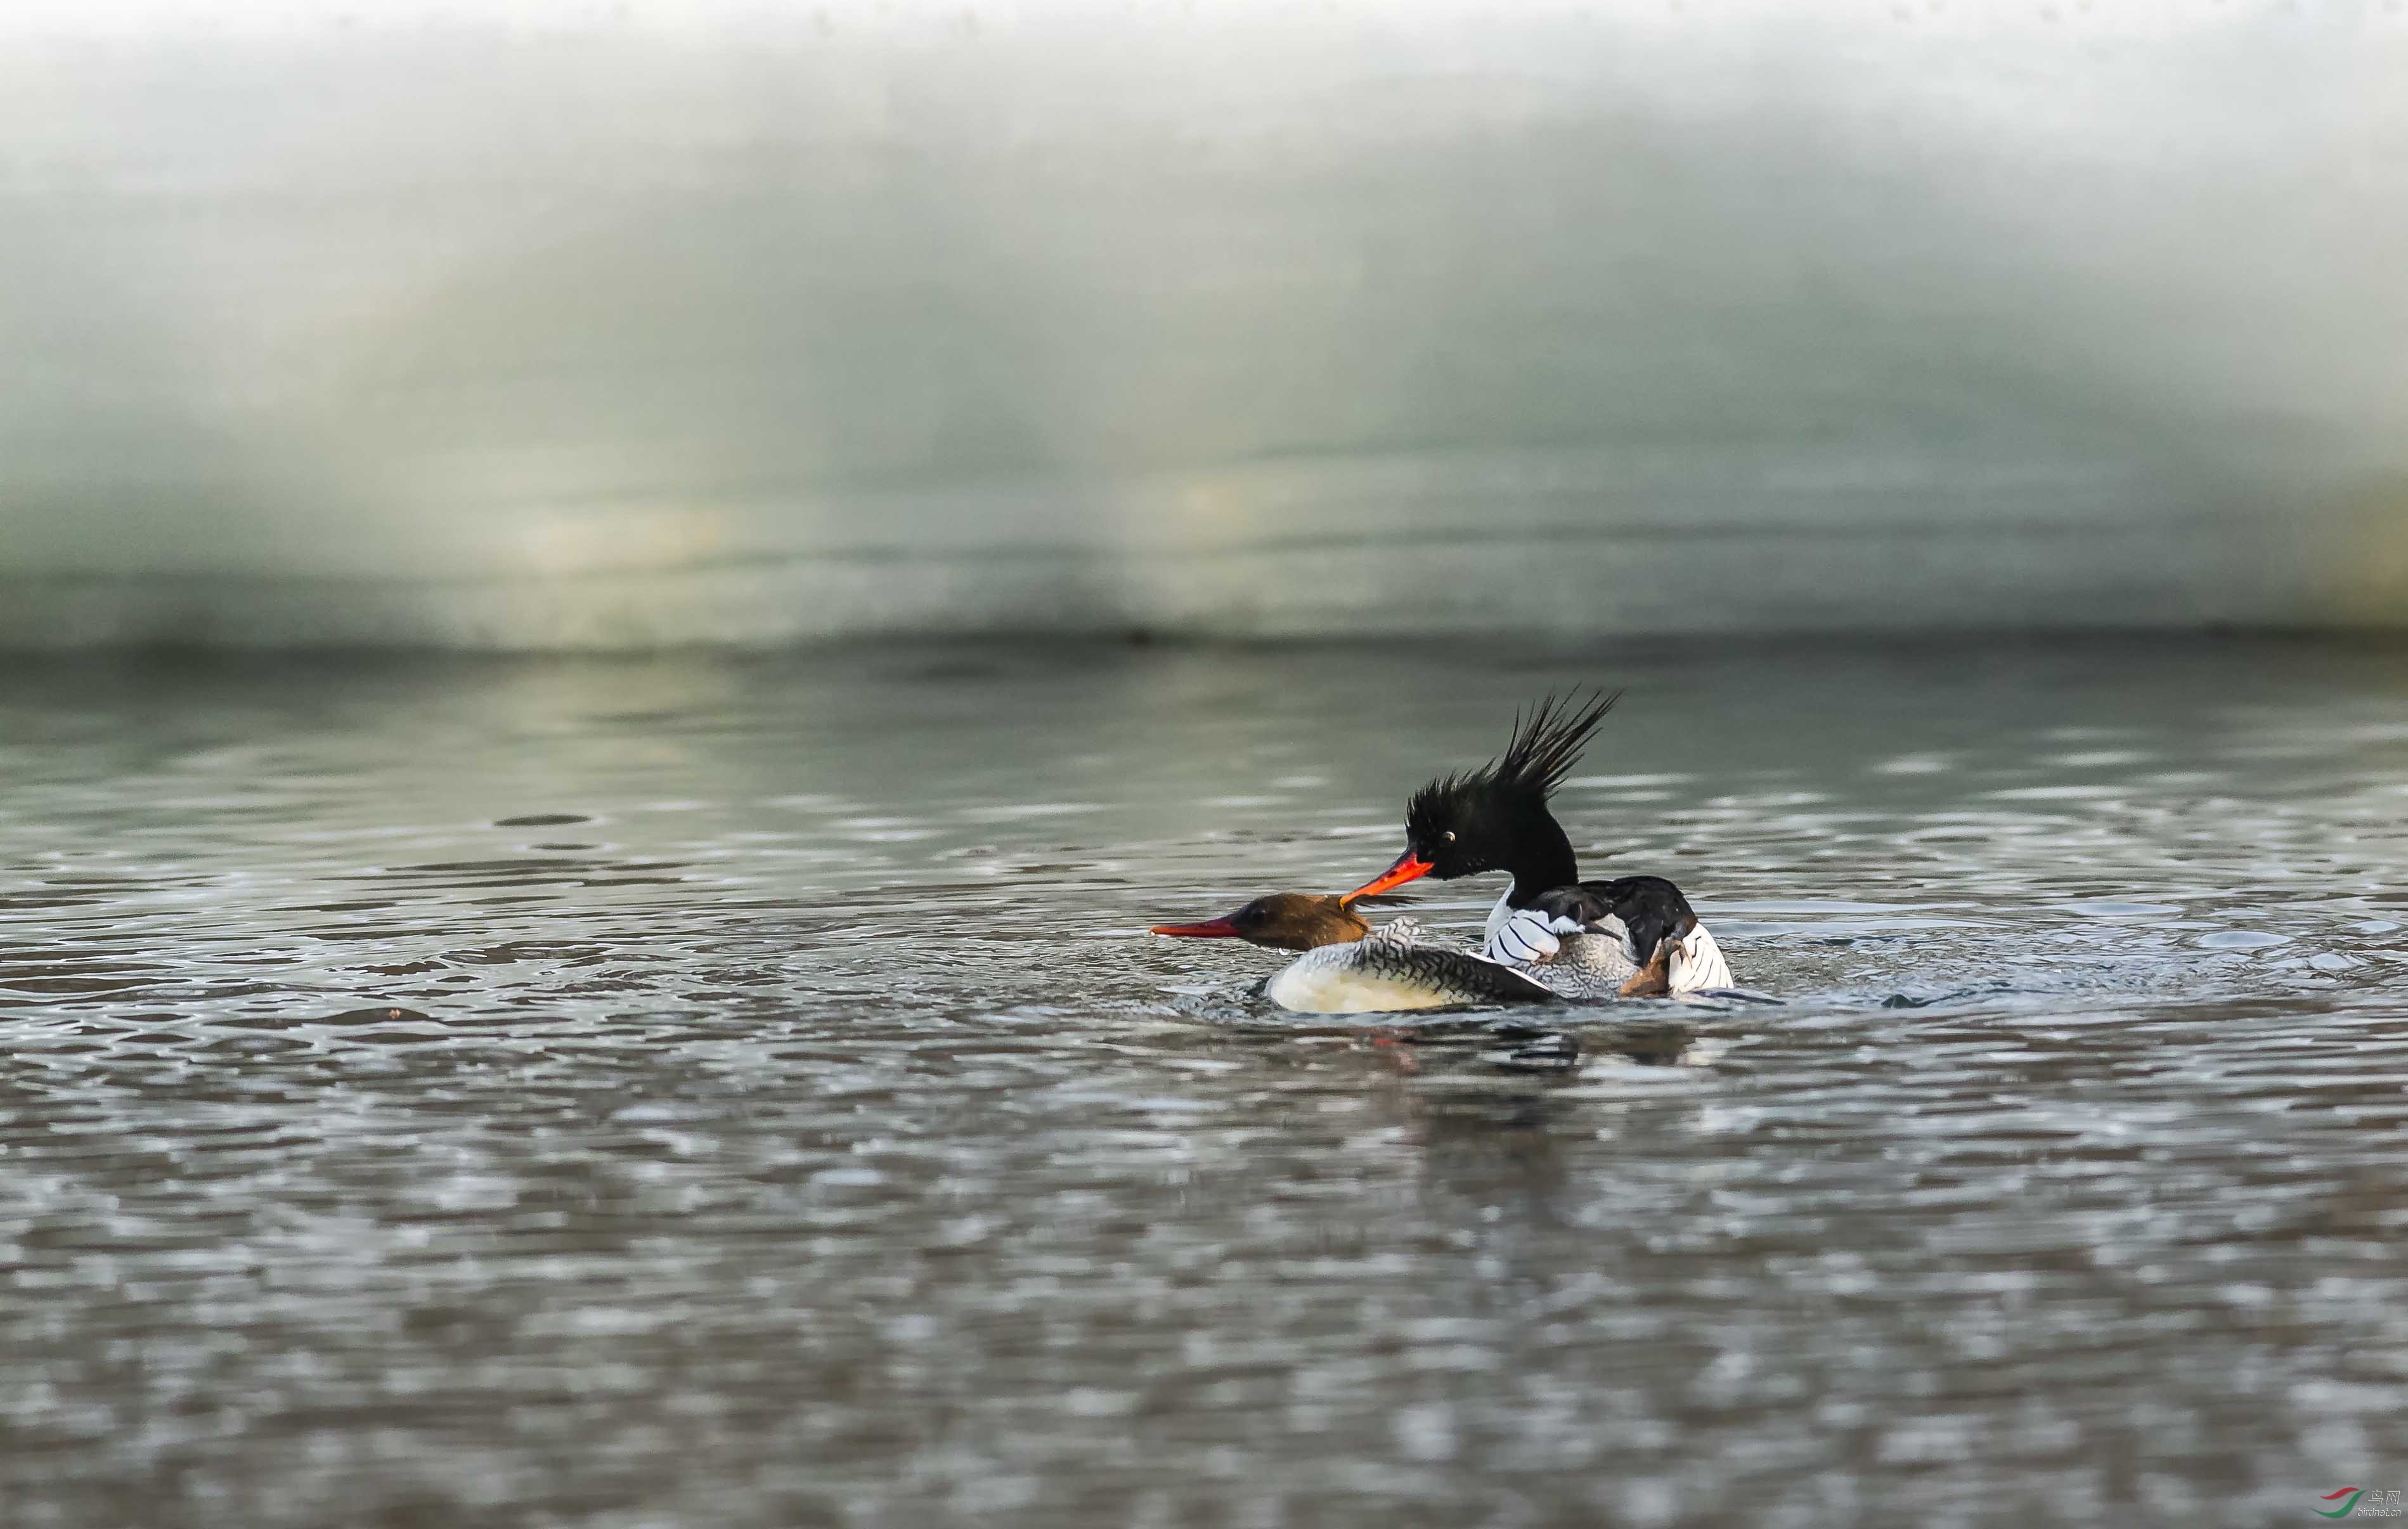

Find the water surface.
[{"left": 4, "top": 638, "right": 2406, "bottom": 1526}]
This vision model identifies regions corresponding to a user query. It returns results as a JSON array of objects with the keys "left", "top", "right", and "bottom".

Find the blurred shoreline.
[{"left": 4, "top": 1, "right": 2404, "bottom": 644}]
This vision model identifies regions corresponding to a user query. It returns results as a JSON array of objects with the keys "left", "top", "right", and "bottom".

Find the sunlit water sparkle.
[{"left": 3, "top": 637, "right": 2406, "bottom": 1527}]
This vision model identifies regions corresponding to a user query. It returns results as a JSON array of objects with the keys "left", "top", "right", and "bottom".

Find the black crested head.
[{"left": 1400, "top": 689, "right": 1619, "bottom": 884}]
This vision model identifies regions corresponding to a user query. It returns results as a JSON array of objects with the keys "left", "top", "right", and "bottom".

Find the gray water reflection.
[{"left": 3, "top": 638, "right": 2406, "bottom": 1527}]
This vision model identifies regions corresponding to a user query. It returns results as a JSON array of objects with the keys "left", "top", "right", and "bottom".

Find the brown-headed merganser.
[
  {"left": 1150, "top": 892, "right": 1565, "bottom": 1013},
  {"left": 1342, "top": 692, "right": 1737, "bottom": 997}
]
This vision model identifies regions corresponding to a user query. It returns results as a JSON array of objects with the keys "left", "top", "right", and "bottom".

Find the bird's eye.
[{"left": 1443, "top": 830, "right": 1456, "bottom": 842}]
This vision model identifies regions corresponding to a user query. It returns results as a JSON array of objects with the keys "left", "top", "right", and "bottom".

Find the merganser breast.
[
  {"left": 1148, "top": 894, "right": 1560, "bottom": 1015},
  {"left": 1260, "top": 917, "right": 1558, "bottom": 1014}
]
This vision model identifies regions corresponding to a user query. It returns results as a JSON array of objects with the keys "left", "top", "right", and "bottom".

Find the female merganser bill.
[
  {"left": 1150, "top": 893, "right": 1560, "bottom": 1013},
  {"left": 1342, "top": 692, "right": 1737, "bottom": 995}
]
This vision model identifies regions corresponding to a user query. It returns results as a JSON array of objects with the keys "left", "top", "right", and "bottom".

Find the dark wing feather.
[
  {"left": 1527, "top": 884, "right": 1613, "bottom": 926},
  {"left": 1565, "top": 874, "right": 1699, "bottom": 964}
]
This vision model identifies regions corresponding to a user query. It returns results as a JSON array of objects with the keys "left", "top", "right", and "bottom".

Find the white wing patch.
[
  {"left": 1667, "top": 920, "right": 1735, "bottom": 993},
  {"left": 1482, "top": 888, "right": 1517, "bottom": 949},
  {"left": 1483, "top": 904, "right": 1596, "bottom": 965},
  {"left": 1487, "top": 909, "right": 1561, "bottom": 963}
]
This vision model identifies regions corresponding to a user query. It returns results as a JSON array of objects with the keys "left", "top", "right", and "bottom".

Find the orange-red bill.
[
  {"left": 1343, "top": 851, "right": 1432, "bottom": 902},
  {"left": 1149, "top": 917, "right": 1243, "bottom": 938}
]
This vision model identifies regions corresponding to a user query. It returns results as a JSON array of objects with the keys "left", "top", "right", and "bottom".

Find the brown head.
[{"left": 1149, "top": 892, "right": 1371, "bottom": 952}]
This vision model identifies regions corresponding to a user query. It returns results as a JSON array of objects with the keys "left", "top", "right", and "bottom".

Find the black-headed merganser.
[
  {"left": 1150, "top": 892, "right": 1564, "bottom": 1013},
  {"left": 1342, "top": 692, "right": 1737, "bottom": 996}
]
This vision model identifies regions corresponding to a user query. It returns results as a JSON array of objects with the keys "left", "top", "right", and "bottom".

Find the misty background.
[{"left": 3, "top": 0, "right": 2405, "bottom": 647}]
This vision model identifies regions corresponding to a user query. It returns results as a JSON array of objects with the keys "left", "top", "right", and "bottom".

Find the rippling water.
[{"left": 4, "top": 637, "right": 2406, "bottom": 1527}]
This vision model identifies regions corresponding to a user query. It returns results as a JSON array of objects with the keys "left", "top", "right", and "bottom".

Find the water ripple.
[{"left": 2, "top": 640, "right": 2406, "bottom": 1526}]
